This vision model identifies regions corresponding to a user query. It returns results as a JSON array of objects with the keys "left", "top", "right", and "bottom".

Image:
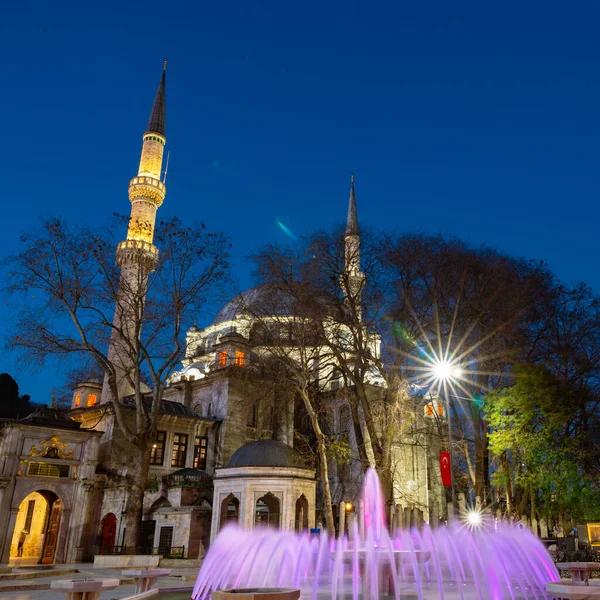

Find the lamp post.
[{"left": 431, "top": 361, "right": 462, "bottom": 512}]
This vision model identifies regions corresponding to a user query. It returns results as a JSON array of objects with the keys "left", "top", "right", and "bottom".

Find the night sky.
[{"left": 2, "top": 1, "right": 599, "bottom": 403}]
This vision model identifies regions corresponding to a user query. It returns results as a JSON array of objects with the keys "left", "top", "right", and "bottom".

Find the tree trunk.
[
  {"left": 349, "top": 393, "right": 370, "bottom": 470},
  {"left": 474, "top": 414, "right": 490, "bottom": 499},
  {"left": 124, "top": 436, "right": 152, "bottom": 549},
  {"left": 299, "top": 389, "right": 335, "bottom": 536}
]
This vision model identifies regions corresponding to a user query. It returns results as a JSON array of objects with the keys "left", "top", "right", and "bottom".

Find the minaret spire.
[
  {"left": 101, "top": 63, "right": 168, "bottom": 404},
  {"left": 146, "top": 60, "right": 166, "bottom": 136},
  {"left": 342, "top": 174, "right": 366, "bottom": 315},
  {"left": 346, "top": 173, "right": 359, "bottom": 236}
]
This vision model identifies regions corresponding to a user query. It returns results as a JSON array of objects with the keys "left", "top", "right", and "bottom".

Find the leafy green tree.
[{"left": 487, "top": 364, "right": 600, "bottom": 521}]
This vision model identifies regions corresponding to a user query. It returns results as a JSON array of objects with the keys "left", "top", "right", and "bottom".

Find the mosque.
[{"left": 0, "top": 65, "right": 445, "bottom": 566}]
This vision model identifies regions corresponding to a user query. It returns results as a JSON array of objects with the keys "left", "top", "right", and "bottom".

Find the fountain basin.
[{"left": 212, "top": 588, "right": 300, "bottom": 600}]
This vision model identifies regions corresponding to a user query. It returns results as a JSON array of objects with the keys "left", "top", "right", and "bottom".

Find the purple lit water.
[{"left": 193, "top": 469, "right": 558, "bottom": 599}]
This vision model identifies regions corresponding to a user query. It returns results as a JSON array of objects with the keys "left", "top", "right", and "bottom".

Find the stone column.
[
  {"left": 539, "top": 518, "right": 548, "bottom": 538},
  {"left": 54, "top": 508, "right": 72, "bottom": 564},
  {"left": 0, "top": 480, "right": 13, "bottom": 562},
  {"left": 394, "top": 504, "right": 402, "bottom": 531},
  {"left": 338, "top": 501, "right": 346, "bottom": 538},
  {"left": 430, "top": 501, "right": 439, "bottom": 528},
  {"left": 241, "top": 491, "right": 253, "bottom": 530},
  {"left": 531, "top": 518, "right": 538, "bottom": 537},
  {"left": 357, "top": 500, "right": 365, "bottom": 540},
  {"left": 412, "top": 507, "right": 421, "bottom": 528},
  {"left": 458, "top": 493, "right": 466, "bottom": 515},
  {"left": 1, "top": 508, "right": 19, "bottom": 564},
  {"left": 283, "top": 490, "right": 294, "bottom": 533},
  {"left": 347, "top": 513, "right": 357, "bottom": 539}
]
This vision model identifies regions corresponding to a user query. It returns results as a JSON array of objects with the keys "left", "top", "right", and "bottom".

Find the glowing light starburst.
[
  {"left": 464, "top": 507, "right": 484, "bottom": 530},
  {"left": 396, "top": 278, "right": 515, "bottom": 410}
]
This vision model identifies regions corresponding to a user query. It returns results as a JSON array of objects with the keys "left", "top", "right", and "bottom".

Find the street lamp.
[{"left": 431, "top": 360, "right": 461, "bottom": 512}]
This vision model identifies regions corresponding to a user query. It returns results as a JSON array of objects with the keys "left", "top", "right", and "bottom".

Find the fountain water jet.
[{"left": 193, "top": 469, "right": 558, "bottom": 599}]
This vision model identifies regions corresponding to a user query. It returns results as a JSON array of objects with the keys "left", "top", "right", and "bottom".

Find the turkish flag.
[{"left": 440, "top": 451, "right": 452, "bottom": 487}]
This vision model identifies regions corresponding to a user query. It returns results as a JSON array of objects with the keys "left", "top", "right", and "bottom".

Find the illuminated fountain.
[{"left": 193, "top": 469, "right": 558, "bottom": 600}]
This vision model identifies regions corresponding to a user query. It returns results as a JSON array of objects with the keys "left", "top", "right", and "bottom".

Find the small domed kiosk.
[{"left": 210, "top": 440, "right": 316, "bottom": 543}]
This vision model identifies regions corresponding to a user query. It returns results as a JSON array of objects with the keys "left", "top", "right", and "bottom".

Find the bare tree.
[
  {"left": 251, "top": 230, "right": 415, "bottom": 504},
  {"left": 4, "top": 216, "right": 229, "bottom": 546},
  {"left": 229, "top": 266, "right": 341, "bottom": 535}
]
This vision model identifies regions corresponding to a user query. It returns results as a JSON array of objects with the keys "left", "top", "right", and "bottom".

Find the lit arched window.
[
  {"left": 219, "top": 351, "right": 228, "bottom": 367},
  {"left": 74, "top": 394, "right": 81, "bottom": 408},
  {"left": 235, "top": 351, "right": 245, "bottom": 367},
  {"left": 88, "top": 394, "right": 97, "bottom": 407}
]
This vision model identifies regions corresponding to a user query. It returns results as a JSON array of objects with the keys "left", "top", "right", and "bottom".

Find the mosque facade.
[{"left": 0, "top": 66, "right": 445, "bottom": 566}]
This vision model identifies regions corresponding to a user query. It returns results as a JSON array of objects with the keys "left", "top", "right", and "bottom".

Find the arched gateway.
[{"left": 9, "top": 490, "right": 63, "bottom": 564}]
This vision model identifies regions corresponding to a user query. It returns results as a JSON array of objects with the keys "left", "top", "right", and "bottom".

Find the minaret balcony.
[
  {"left": 128, "top": 176, "right": 166, "bottom": 206},
  {"left": 116, "top": 239, "right": 159, "bottom": 270}
]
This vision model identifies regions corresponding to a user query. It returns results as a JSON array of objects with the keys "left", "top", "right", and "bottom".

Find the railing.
[
  {"left": 129, "top": 176, "right": 166, "bottom": 193},
  {"left": 548, "top": 540, "right": 600, "bottom": 569},
  {"left": 99, "top": 545, "right": 186, "bottom": 558}
]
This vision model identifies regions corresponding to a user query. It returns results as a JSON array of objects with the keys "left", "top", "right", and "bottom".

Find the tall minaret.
[
  {"left": 101, "top": 62, "right": 167, "bottom": 404},
  {"left": 342, "top": 174, "right": 366, "bottom": 315}
]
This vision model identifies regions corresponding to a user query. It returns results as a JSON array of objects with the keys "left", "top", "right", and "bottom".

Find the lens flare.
[{"left": 276, "top": 219, "right": 297, "bottom": 241}]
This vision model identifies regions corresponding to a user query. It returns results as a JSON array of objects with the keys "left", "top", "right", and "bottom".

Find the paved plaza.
[
  {"left": 0, "top": 564, "right": 195, "bottom": 600},
  {"left": 0, "top": 565, "right": 553, "bottom": 600}
]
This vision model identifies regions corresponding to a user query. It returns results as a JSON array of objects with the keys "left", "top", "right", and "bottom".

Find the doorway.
[
  {"left": 100, "top": 513, "right": 117, "bottom": 553},
  {"left": 10, "top": 491, "right": 62, "bottom": 564}
]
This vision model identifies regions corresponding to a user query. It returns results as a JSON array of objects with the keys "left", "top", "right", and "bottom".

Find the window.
[
  {"left": 235, "top": 351, "right": 245, "bottom": 367},
  {"left": 87, "top": 394, "right": 97, "bottom": 407},
  {"left": 219, "top": 351, "right": 228, "bottom": 367},
  {"left": 158, "top": 526, "right": 173, "bottom": 555},
  {"left": 74, "top": 394, "right": 81, "bottom": 408},
  {"left": 150, "top": 431, "right": 166, "bottom": 465},
  {"left": 24, "top": 500, "right": 35, "bottom": 532},
  {"left": 171, "top": 433, "right": 188, "bottom": 467},
  {"left": 194, "top": 436, "right": 208, "bottom": 470},
  {"left": 425, "top": 402, "right": 444, "bottom": 418}
]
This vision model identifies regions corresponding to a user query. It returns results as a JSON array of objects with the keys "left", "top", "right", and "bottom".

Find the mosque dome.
[
  {"left": 212, "top": 285, "right": 295, "bottom": 326},
  {"left": 225, "top": 439, "right": 302, "bottom": 468}
]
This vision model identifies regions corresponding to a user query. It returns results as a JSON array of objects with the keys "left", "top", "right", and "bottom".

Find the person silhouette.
[{"left": 17, "top": 530, "right": 27, "bottom": 557}]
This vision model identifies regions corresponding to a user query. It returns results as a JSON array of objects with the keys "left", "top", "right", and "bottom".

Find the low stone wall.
[
  {"left": 93, "top": 554, "right": 160, "bottom": 568},
  {"left": 158, "top": 557, "right": 201, "bottom": 569}
]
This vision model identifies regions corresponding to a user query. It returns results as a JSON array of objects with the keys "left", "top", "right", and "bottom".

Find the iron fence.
[{"left": 98, "top": 545, "right": 186, "bottom": 558}]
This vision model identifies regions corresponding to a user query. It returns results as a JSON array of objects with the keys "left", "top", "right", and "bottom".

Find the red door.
[
  {"left": 41, "top": 499, "right": 62, "bottom": 564},
  {"left": 100, "top": 513, "right": 117, "bottom": 552}
]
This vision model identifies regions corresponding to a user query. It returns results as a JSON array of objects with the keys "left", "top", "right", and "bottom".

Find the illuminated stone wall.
[{"left": 9, "top": 491, "right": 48, "bottom": 558}]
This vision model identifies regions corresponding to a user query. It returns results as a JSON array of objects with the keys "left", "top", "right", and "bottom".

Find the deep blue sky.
[{"left": 2, "top": 1, "right": 599, "bottom": 403}]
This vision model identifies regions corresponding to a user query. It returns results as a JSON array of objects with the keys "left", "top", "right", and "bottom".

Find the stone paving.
[
  {"left": 0, "top": 565, "right": 559, "bottom": 600},
  {"left": 0, "top": 563, "right": 196, "bottom": 600}
]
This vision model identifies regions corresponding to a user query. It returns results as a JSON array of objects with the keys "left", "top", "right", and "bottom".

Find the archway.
[
  {"left": 10, "top": 490, "right": 62, "bottom": 564},
  {"left": 100, "top": 513, "right": 117, "bottom": 553},
  {"left": 255, "top": 492, "right": 280, "bottom": 528},
  {"left": 219, "top": 494, "right": 239, "bottom": 526},
  {"left": 295, "top": 494, "right": 309, "bottom": 532}
]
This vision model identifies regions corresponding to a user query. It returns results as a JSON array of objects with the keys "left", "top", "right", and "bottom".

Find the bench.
[
  {"left": 121, "top": 568, "right": 171, "bottom": 594},
  {"left": 51, "top": 578, "right": 120, "bottom": 600}
]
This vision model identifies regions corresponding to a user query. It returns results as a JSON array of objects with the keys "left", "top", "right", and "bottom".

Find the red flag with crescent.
[{"left": 440, "top": 451, "right": 452, "bottom": 487}]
